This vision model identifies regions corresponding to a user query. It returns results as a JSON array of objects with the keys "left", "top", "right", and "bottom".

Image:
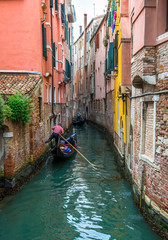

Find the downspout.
[
  {"left": 105, "top": 14, "right": 108, "bottom": 111},
  {"left": 50, "top": 4, "right": 54, "bottom": 116}
]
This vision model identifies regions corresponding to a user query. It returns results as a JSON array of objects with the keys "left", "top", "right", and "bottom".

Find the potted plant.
[{"left": 103, "top": 35, "right": 108, "bottom": 47}]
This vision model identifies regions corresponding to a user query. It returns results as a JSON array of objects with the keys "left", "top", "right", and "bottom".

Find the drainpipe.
[
  {"left": 50, "top": 3, "right": 54, "bottom": 116},
  {"left": 105, "top": 14, "right": 108, "bottom": 111}
]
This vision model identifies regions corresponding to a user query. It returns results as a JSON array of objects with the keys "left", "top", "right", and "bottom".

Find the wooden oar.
[{"left": 59, "top": 134, "right": 102, "bottom": 168}]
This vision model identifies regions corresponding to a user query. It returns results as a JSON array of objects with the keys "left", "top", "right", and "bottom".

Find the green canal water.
[{"left": 0, "top": 125, "right": 160, "bottom": 240}]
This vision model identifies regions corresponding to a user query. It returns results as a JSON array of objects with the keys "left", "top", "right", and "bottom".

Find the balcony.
[{"left": 67, "top": 5, "right": 76, "bottom": 23}]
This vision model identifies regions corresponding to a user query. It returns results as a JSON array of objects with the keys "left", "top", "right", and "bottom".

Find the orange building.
[{"left": 0, "top": 0, "right": 75, "bottom": 127}]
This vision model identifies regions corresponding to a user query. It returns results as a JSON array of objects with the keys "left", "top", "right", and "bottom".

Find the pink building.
[
  {"left": 94, "top": 17, "right": 106, "bottom": 101},
  {"left": 0, "top": 0, "right": 75, "bottom": 187},
  {"left": 0, "top": 0, "right": 74, "bottom": 125},
  {"left": 129, "top": 0, "right": 168, "bottom": 236}
]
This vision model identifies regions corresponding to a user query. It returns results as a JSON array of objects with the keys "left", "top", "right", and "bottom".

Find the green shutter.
[
  {"left": 66, "top": 59, "right": 71, "bottom": 81},
  {"left": 52, "top": 42, "right": 55, "bottom": 67},
  {"left": 108, "top": 11, "right": 111, "bottom": 27},
  {"left": 50, "top": 0, "right": 53, "bottom": 8},
  {"left": 61, "top": 4, "right": 65, "bottom": 24},
  {"left": 114, "top": 31, "right": 118, "bottom": 68},
  {"left": 42, "top": 23, "right": 47, "bottom": 61},
  {"left": 68, "top": 28, "right": 71, "bottom": 49},
  {"left": 105, "top": 59, "right": 107, "bottom": 81},
  {"left": 55, "top": 0, "right": 58, "bottom": 11},
  {"left": 108, "top": 42, "right": 114, "bottom": 71}
]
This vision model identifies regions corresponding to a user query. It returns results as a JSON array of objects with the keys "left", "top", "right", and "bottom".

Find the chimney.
[
  {"left": 79, "top": 26, "right": 82, "bottom": 35},
  {"left": 84, "top": 14, "right": 87, "bottom": 31}
]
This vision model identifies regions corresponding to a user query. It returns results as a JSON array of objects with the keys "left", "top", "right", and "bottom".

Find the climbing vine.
[{"left": 7, "top": 93, "right": 34, "bottom": 125}]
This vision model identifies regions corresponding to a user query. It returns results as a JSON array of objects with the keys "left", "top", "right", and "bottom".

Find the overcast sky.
[{"left": 72, "top": 0, "right": 107, "bottom": 41}]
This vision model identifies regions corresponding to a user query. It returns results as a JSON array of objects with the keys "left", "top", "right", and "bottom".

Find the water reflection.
[{"left": 0, "top": 125, "right": 160, "bottom": 240}]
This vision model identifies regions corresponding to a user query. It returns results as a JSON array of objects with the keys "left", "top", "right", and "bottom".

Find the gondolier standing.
[{"left": 45, "top": 123, "right": 64, "bottom": 147}]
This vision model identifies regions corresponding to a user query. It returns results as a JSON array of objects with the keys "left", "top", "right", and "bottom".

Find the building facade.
[
  {"left": 0, "top": 0, "right": 75, "bottom": 187},
  {"left": 129, "top": 0, "right": 168, "bottom": 233},
  {"left": 72, "top": 0, "right": 168, "bottom": 235}
]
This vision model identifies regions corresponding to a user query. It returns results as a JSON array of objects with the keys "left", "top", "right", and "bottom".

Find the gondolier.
[
  {"left": 51, "top": 132, "right": 78, "bottom": 160},
  {"left": 45, "top": 123, "right": 64, "bottom": 147}
]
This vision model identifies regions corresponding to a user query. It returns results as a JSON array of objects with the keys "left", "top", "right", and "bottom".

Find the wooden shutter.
[
  {"left": 55, "top": 0, "right": 58, "bottom": 11},
  {"left": 114, "top": 31, "right": 118, "bottom": 68},
  {"left": 50, "top": 0, "right": 53, "bottom": 8},
  {"left": 61, "top": 4, "right": 65, "bottom": 24},
  {"left": 52, "top": 42, "right": 55, "bottom": 67},
  {"left": 108, "top": 42, "right": 114, "bottom": 71},
  {"left": 42, "top": 23, "right": 47, "bottom": 60}
]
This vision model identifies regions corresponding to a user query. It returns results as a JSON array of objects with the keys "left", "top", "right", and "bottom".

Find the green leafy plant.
[
  {"left": 7, "top": 93, "right": 34, "bottom": 124},
  {"left": 103, "top": 35, "right": 108, "bottom": 47},
  {"left": 0, "top": 95, "right": 12, "bottom": 127}
]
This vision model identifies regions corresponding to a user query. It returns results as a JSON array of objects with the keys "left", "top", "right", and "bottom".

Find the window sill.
[
  {"left": 156, "top": 32, "right": 168, "bottom": 45},
  {"left": 139, "top": 153, "right": 160, "bottom": 171}
]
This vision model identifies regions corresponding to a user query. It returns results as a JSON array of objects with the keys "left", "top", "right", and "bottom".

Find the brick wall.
[
  {"left": 1, "top": 83, "right": 68, "bottom": 181},
  {"left": 130, "top": 41, "right": 168, "bottom": 222}
]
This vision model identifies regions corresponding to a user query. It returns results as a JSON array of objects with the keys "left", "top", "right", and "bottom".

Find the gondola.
[
  {"left": 51, "top": 133, "right": 77, "bottom": 160},
  {"left": 72, "top": 119, "right": 85, "bottom": 126}
]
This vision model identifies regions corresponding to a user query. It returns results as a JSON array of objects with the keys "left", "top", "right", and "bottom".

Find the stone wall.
[
  {"left": 130, "top": 41, "right": 168, "bottom": 229},
  {"left": 0, "top": 82, "right": 68, "bottom": 188}
]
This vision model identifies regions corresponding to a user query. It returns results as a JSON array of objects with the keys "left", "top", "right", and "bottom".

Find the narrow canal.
[{"left": 0, "top": 125, "right": 160, "bottom": 240}]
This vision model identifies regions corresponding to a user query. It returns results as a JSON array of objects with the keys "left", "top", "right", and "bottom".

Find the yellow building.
[{"left": 108, "top": 0, "right": 131, "bottom": 158}]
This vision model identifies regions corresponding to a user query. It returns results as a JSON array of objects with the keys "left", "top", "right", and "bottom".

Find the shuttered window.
[
  {"left": 68, "top": 28, "right": 71, "bottom": 49},
  {"left": 61, "top": 4, "right": 65, "bottom": 24},
  {"left": 108, "top": 42, "right": 114, "bottom": 71},
  {"left": 114, "top": 31, "right": 118, "bottom": 68},
  {"left": 66, "top": 59, "right": 71, "bottom": 81},
  {"left": 55, "top": 0, "right": 58, "bottom": 11},
  {"left": 52, "top": 42, "right": 55, "bottom": 67},
  {"left": 105, "top": 58, "right": 107, "bottom": 81},
  {"left": 108, "top": 12, "right": 112, "bottom": 27},
  {"left": 42, "top": 23, "right": 47, "bottom": 60},
  {"left": 50, "top": 0, "right": 53, "bottom": 8},
  {"left": 95, "top": 33, "right": 99, "bottom": 52}
]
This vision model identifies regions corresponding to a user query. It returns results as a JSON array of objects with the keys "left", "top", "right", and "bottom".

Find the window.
[
  {"left": 46, "top": 85, "right": 48, "bottom": 103},
  {"left": 61, "top": 88, "right": 63, "bottom": 98},
  {"left": 55, "top": 0, "right": 58, "bottom": 12},
  {"left": 114, "top": 31, "right": 119, "bottom": 68},
  {"left": 61, "top": 4, "right": 65, "bottom": 24},
  {"left": 49, "top": 85, "right": 51, "bottom": 103},
  {"left": 42, "top": 23, "right": 47, "bottom": 60},
  {"left": 108, "top": 42, "right": 114, "bottom": 72},
  {"left": 54, "top": 86, "right": 56, "bottom": 103},
  {"left": 58, "top": 88, "right": 60, "bottom": 103},
  {"left": 140, "top": 96, "right": 159, "bottom": 163},
  {"left": 56, "top": 47, "right": 58, "bottom": 70},
  {"left": 157, "top": 0, "right": 168, "bottom": 37},
  {"left": 52, "top": 42, "right": 55, "bottom": 68}
]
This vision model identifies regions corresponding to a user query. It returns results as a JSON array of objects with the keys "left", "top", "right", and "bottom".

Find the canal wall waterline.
[
  {"left": 88, "top": 120, "right": 168, "bottom": 239},
  {"left": 0, "top": 123, "right": 74, "bottom": 201},
  {"left": 0, "top": 145, "right": 51, "bottom": 201}
]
